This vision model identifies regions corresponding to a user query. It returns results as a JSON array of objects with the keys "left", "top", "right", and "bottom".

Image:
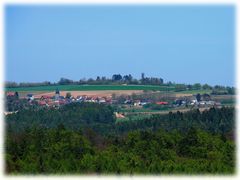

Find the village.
[
  {"left": 5, "top": 88, "right": 224, "bottom": 119},
  {"left": 6, "top": 89, "right": 112, "bottom": 108}
]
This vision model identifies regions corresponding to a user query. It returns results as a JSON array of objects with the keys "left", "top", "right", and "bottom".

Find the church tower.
[{"left": 55, "top": 88, "right": 60, "bottom": 100}]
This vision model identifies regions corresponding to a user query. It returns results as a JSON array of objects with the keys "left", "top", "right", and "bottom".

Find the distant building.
[
  {"left": 41, "top": 95, "right": 51, "bottom": 100},
  {"left": 156, "top": 101, "right": 168, "bottom": 105},
  {"left": 206, "top": 101, "right": 215, "bottom": 105},
  {"left": 6, "top": 92, "right": 15, "bottom": 97},
  {"left": 115, "top": 112, "right": 125, "bottom": 118},
  {"left": 174, "top": 99, "right": 186, "bottom": 106},
  {"left": 55, "top": 88, "right": 60, "bottom": 100},
  {"left": 190, "top": 99, "right": 198, "bottom": 105},
  {"left": 27, "top": 94, "right": 34, "bottom": 101},
  {"left": 202, "top": 94, "right": 211, "bottom": 101},
  {"left": 38, "top": 101, "right": 47, "bottom": 106},
  {"left": 98, "top": 98, "right": 106, "bottom": 103},
  {"left": 124, "top": 100, "right": 132, "bottom": 104},
  {"left": 140, "top": 102, "right": 148, "bottom": 106},
  {"left": 59, "top": 96, "right": 65, "bottom": 100}
]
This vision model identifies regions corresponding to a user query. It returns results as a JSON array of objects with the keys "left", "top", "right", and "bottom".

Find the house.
[
  {"left": 41, "top": 95, "right": 51, "bottom": 100},
  {"left": 27, "top": 94, "right": 34, "bottom": 101},
  {"left": 76, "top": 96, "right": 83, "bottom": 101},
  {"left": 38, "top": 101, "right": 47, "bottom": 106},
  {"left": 199, "top": 101, "right": 206, "bottom": 105},
  {"left": 174, "top": 99, "right": 186, "bottom": 106},
  {"left": 190, "top": 99, "right": 198, "bottom": 105},
  {"left": 134, "top": 100, "right": 141, "bottom": 106},
  {"left": 140, "top": 102, "right": 148, "bottom": 106},
  {"left": 115, "top": 112, "right": 125, "bottom": 118},
  {"left": 4, "top": 110, "right": 18, "bottom": 115},
  {"left": 111, "top": 99, "right": 117, "bottom": 104},
  {"left": 206, "top": 101, "right": 215, "bottom": 105},
  {"left": 202, "top": 93, "right": 211, "bottom": 101},
  {"left": 98, "top": 98, "right": 106, "bottom": 103},
  {"left": 124, "top": 100, "right": 132, "bottom": 104},
  {"left": 59, "top": 96, "right": 65, "bottom": 100},
  {"left": 85, "top": 97, "right": 95, "bottom": 102},
  {"left": 105, "top": 97, "right": 112, "bottom": 104},
  {"left": 91, "top": 96, "right": 98, "bottom": 102},
  {"left": 6, "top": 92, "right": 15, "bottom": 97},
  {"left": 59, "top": 99, "right": 66, "bottom": 105},
  {"left": 156, "top": 101, "right": 168, "bottom": 105},
  {"left": 214, "top": 102, "right": 222, "bottom": 106}
]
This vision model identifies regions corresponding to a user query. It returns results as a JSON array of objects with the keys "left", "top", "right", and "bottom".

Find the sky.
[{"left": 5, "top": 5, "right": 235, "bottom": 86}]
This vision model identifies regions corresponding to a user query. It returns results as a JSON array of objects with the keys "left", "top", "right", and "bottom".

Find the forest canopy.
[{"left": 5, "top": 102, "right": 235, "bottom": 174}]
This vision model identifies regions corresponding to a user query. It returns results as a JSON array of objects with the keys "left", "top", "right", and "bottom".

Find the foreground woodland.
[{"left": 5, "top": 103, "right": 235, "bottom": 174}]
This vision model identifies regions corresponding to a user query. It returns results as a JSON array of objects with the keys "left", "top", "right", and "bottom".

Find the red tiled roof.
[
  {"left": 39, "top": 101, "right": 46, "bottom": 105},
  {"left": 156, "top": 102, "right": 168, "bottom": 105},
  {"left": 42, "top": 95, "right": 51, "bottom": 99},
  {"left": 7, "top": 92, "right": 15, "bottom": 96}
]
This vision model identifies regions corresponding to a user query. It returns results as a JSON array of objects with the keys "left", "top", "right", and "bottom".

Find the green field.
[
  {"left": 6, "top": 84, "right": 175, "bottom": 92},
  {"left": 116, "top": 114, "right": 152, "bottom": 123},
  {"left": 174, "top": 89, "right": 212, "bottom": 94}
]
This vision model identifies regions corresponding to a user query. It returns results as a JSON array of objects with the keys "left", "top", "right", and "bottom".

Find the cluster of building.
[
  {"left": 173, "top": 94, "right": 221, "bottom": 107},
  {"left": 121, "top": 93, "right": 221, "bottom": 108},
  {"left": 174, "top": 99, "right": 221, "bottom": 107},
  {"left": 7, "top": 89, "right": 112, "bottom": 108},
  {"left": 6, "top": 90, "right": 221, "bottom": 109}
]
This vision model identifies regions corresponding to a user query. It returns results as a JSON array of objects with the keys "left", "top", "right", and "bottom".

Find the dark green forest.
[{"left": 5, "top": 103, "right": 235, "bottom": 174}]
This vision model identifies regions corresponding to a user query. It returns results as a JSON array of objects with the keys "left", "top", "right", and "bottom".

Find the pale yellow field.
[{"left": 33, "top": 90, "right": 144, "bottom": 98}]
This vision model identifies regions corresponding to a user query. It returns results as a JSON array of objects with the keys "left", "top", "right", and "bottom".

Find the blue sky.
[{"left": 5, "top": 5, "right": 235, "bottom": 86}]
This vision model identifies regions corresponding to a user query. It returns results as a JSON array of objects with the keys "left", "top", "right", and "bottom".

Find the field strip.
[
  {"left": 123, "top": 107, "right": 212, "bottom": 115},
  {"left": 33, "top": 90, "right": 144, "bottom": 98}
]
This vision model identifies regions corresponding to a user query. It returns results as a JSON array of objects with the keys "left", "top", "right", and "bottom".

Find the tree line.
[
  {"left": 6, "top": 74, "right": 235, "bottom": 95},
  {"left": 6, "top": 102, "right": 235, "bottom": 137},
  {"left": 5, "top": 73, "right": 164, "bottom": 87}
]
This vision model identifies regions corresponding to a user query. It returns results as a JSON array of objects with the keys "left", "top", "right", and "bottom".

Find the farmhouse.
[
  {"left": 134, "top": 100, "right": 141, "bottom": 106},
  {"left": 6, "top": 92, "right": 15, "bottom": 97},
  {"left": 156, "top": 101, "right": 168, "bottom": 105},
  {"left": 27, "top": 94, "right": 34, "bottom": 101},
  {"left": 38, "top": 101, "right": 47, "bottom": 106},
  {"left": 115, "top": 112, "right": 125, "bottom": 118},
  {"left": 98, "top": 98, "right": 106, "bottom": 103},
  {"left": 201, "top": 93, "right": 211, "bottom": 101},
  {"left": 174, "top": 99, "right": 186, "bottom": 106},
  {"left": 41, "top": 95, "right": 51, "bottom": 100}
]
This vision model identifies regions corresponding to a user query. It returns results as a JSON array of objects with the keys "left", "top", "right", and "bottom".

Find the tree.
[
  {"left": 159, "top": 78, "right": 164, "bottom": 84},
  {"left": 193, "top": 83, "right": 201, "bottom": 90},
  {"left": 14, "top": 92, "right": 19, "bottom": 99},
  {"left": 58, "top": 78, "right": 73, "bottom": 85},
  {"left": 112, "top": 74, "right": 122, "bottom": 81},
  {"left": 123, "top": 74, "right": 133, "bottom": 83},
  {"left": 96, "top": 76, "right": 101, "bottom": 81},
  {"left": 202, "top": 84, "right": 212, "bottom": 90},
  {"left": 175, "top": 84, "right": 187, "bottom": 92},
  {"left": 196, "top": 93, "right": 201, "bottom": 102},
  {"left": 141, "top": 73, "right": 145, "bottom": 80},
  {"left": 226, "top": 87, "right": 235, "bottom": 95},
  {"left": 65, "top": 92, "right": 71, "bottom": 99}
]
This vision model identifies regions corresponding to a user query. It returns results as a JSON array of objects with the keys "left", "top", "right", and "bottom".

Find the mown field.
[{"left": 6, "top": 84, "right": 175, "bottom": 92}]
